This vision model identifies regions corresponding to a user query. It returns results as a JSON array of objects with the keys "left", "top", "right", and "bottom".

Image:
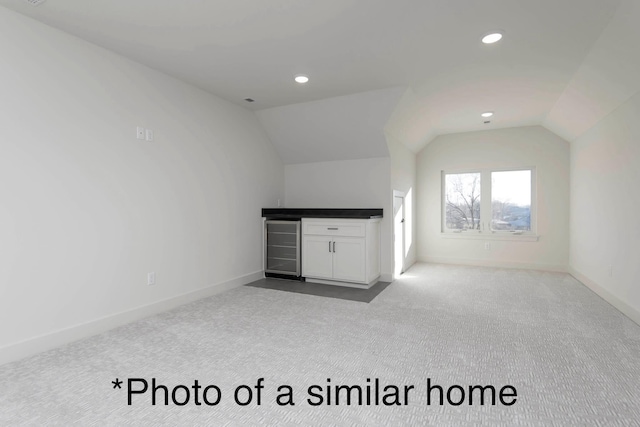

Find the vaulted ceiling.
[{"left": 2, "top": 0, "right": 637, "bottom": 163}]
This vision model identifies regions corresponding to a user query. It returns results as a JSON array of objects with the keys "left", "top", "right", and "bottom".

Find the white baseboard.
[
  {"left": 0, "top": 270, "right": 263, "bottom": 367},
  {"left": 306, "top": 277, "right": 374, "bottom": 289},
  {"left": 420, "top": 256, "right": 567, "bottom": 273},
  {"left": 569, "top": 266, "right": 640, "bottom": 327}
]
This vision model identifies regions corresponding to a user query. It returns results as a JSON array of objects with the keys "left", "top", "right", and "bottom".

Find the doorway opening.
[{"left": 393, "top": 190, "right": 406, "bottom": 279}]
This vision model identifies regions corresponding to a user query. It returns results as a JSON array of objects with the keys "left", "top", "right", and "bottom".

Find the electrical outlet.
[
  {"left": 484, "top": 243, "right": 491, "bottom": 250},
  {"left": 147, "top": 272, "right": 156, "bottom": 286},
  {"left": 136, "top": 127, "right": 145, "bottom": 140},
  {"left": 145, "top": 129, "right": 154, "bottom": 141}
]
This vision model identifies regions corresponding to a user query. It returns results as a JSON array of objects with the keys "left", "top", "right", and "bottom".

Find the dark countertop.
[{"left": 262, "top": 208, "right": 383, "bottom": 219}]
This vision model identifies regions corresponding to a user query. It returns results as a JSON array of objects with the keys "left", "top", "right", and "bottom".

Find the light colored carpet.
[{"left": 1, "top": 263, "right": 640, "bottom": 426}]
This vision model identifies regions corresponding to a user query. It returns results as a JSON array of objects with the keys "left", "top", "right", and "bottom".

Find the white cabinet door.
[
  {"left": 302, "top": 235, "right": 333, "bottom": 279},
  {"left": 332, "top": 237, "right": 366, "bottom": 283}
]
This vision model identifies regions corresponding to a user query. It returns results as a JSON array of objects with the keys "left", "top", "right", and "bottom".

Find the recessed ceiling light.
[
  {"left": 294, "top": 75, "right": 309, "bottom": 84},
  {"left": 482, "top": 32, "right": 503, "bottom": 44},
  {"left": 481, "top": 111, "right": 494, "bottom": 118}
]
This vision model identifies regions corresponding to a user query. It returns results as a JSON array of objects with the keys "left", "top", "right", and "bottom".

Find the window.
[
  {"left": 442, "top": 168, "right": 535, "bottom": 235},
  {"left": 444, "top": 172, "right": 481, "bottom": 231},
  {"left": 490, "top": 170, "right": 531, "bottom": 232}
]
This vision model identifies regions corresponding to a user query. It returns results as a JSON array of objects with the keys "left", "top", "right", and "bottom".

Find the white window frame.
[{"left": 441, "top": 167, "right": 538, "bottom": 241}]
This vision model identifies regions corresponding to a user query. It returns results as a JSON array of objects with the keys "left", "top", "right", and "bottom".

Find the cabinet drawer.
[{"left": 303, "top": 221, "right": 365, "bottom": 237}]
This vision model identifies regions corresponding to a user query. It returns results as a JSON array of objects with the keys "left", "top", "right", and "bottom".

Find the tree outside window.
[
  {"left": 444, "top": 172, "right": 481, "bottom": 230},
  {"left": 443, "top": 168, "right": 534, "bottom": 234}
]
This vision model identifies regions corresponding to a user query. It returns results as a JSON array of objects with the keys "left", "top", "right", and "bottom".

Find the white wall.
[
  {"left": 544, "top": 0, "right": 640, "bottom": 142},
  {"left": 0, "top": 7, "right": 284, "bottom": 363},
  {"left": 256, "top": 88, "right": 405, "bottom": 164},
  {"left": 285, "top": 158, "right": 392, "bottom": 280},
  {"left": 569, "top": 87, "right": 640, "bottom": 325},
  {"left": 559, "top": 0, "right": 640, "bottom": 325},
  {"left": 387, "top": 134, "right": 417, "bottom": 272},
  {"left": 416, "top": 126, "right": 569, "bottom": 271}
]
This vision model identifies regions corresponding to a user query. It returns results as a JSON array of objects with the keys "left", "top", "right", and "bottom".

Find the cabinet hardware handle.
[
  {"left": 327, "top": 227, "right": 339, "bottom": 230},
  {"left": 329, "top": 241, "right": 331, "bottom": 252},
  {"left": 333, "top": 241, "right": 336, "bottom": 252}
]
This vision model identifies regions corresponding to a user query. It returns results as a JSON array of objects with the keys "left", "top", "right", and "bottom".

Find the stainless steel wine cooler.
[{"left": 264, "top": 220, "right": 301, "bottom": 277}]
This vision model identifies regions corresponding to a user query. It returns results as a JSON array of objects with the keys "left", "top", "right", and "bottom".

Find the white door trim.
[{"left": 392, "top": 190, "right": 406, "bottom": 279}]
